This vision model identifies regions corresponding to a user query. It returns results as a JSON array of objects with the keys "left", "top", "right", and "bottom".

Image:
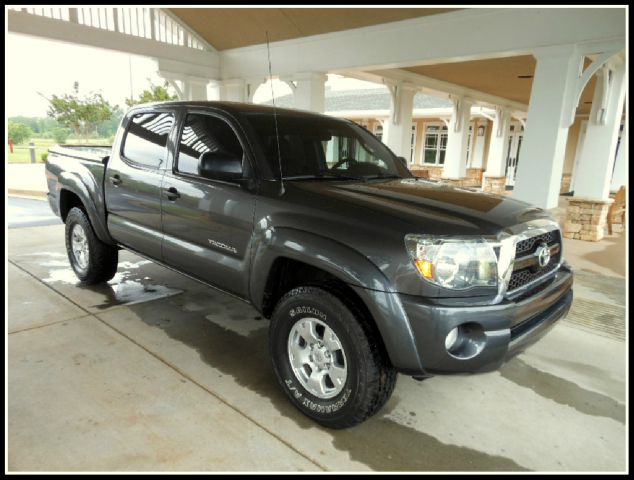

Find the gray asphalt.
[{"left": 8, "top": 196, "right": 61, "bottom": 229}]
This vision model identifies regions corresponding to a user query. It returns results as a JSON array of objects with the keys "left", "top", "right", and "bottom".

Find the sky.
[{"left": 6, "top": 32, "right": 382, "bottom": 118}]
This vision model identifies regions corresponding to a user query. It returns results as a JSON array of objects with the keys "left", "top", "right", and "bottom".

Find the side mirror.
[{"left": 198, "top": 151, "right": 243, "bottom": 182}]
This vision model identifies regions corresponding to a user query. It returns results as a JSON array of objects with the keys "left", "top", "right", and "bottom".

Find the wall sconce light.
[{"left": 477, "top": 125, "right": 485, "bottom": 137}]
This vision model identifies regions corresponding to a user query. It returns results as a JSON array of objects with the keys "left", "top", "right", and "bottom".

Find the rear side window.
[
  {"left": 122, "top": 112, "right": 174, "bottom": 169},
  {"left": 176, "top": 113, "right": 243, "bottom": 176}
]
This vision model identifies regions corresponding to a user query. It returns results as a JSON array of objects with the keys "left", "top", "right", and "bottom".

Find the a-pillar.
[
  {"left": 483, "top": 107, "right": 511, "bottom": 194},
  {"left": 564, "top": 57, "right": 626, "bottom": 241},
  {"left": 610, "top": 115, "right": 627, "bottom": 192},
  {"left": 442, "top": 96, "right": 473, "bottom": 185},
  {"left": 513, "top": 45, "right": 584, "bottom": 209},
  {"left": 286, "top": 73, "right": 327, "bottom": 113},
  {"left": 382, "top": 82, "right": 417, "bottom": 160}
]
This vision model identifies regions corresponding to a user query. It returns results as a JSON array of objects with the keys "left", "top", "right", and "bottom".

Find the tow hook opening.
[{"left": 445, "top": 323, "right": 486, "bottom": 359}]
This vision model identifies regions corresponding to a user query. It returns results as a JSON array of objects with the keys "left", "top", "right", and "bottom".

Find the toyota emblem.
[{"left": 535, "top": 242, "right": 551, "bottom": 268}]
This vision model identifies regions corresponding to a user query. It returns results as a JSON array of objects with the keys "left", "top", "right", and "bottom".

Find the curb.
[{"left": 8, "top": 189, "right": 48, "bottom": 199}]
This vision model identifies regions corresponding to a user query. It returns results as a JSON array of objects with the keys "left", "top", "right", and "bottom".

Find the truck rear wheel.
[
  {"left": 269, "top": 286, "right": 397, "bottom": 429},
  {"left": 65, "top": 207, "right": 118, "bottom": 285}
]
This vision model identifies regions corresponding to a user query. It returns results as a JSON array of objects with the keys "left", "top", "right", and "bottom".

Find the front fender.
[{"left": 250, "top": 226, "right": 424, "bottom": 373}]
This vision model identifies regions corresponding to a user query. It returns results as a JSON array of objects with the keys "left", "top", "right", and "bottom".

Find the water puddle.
[{"left": 25, "top": 252, "right": 182, "bottom": 309}]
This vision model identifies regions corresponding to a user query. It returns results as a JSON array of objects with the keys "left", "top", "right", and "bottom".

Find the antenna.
[{"left": 266, "top": 31, "right": 285, "bottom": 195}]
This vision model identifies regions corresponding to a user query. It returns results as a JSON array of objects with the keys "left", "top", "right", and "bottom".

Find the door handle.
[
  {"left": 109, "top": 174, "right": 122, "bottom": 186},
  {"left": 164, "top": 186, "right": 180, "bottom": 201}
]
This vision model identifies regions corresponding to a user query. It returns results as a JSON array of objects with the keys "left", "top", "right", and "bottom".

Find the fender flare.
[
  {"left": 58, "top": 172, "right": 116, "bottom": 245},
  {"left": 249, "top": 226, "right": 424, "bottom": 373}
]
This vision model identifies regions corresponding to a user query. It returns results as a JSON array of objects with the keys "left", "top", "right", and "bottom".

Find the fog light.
[{"left": 445, "top": 327, "right": 459, "bottom": 350}]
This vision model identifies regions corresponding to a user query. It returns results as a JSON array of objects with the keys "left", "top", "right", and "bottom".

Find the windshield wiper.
[
  {"left": 364, "top": 174, "right": 403, "bottom": 180},
  {"left": 284, "top": 173, "right": 363, "bottom": 181}
]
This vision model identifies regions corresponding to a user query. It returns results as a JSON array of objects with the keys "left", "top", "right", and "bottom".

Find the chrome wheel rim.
[
  {"left": 287, "top": 317, "right": 348, "bottom": 400},
  {"left": 71, "top": 224, "right": 89, "bottom": 271}
]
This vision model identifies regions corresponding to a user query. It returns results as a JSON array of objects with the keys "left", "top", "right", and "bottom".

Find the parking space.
[{"left": 7, "top": 205, "right": 626, "bottom": 472}]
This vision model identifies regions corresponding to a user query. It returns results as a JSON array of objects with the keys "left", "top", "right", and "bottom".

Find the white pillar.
[
  {"left": 187, "top": 76, "right": 209, "bottom": 101},
  {"left": 484, "top": 107, "right": 512, "bottom": 177},
  {"left": 218, "top": 79, "right": 247, "bottom": 102},
  {"left": 470, "top": 119, "right": 487, "bottom": 169},
  {"left": 382, "top": 82, "right": 416, "bottom": 159},
  {"left": 611, "top": 119, "right": 627, "bottom": 191},
  {"left": 442, "top": 96, "right": 473, "bottom": 179},
  {"left": 513, "top": 45, "right": 584, "bottom": 209},
  {"left": 288, "top": 72, "right": 327, "bottom": 113},
  {"left": 573, "top": 60, "right": 626, "bottom": 200}
]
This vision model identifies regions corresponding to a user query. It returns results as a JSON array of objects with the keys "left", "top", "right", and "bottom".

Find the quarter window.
[
  {"left": 176, "top": 113, "right": 243, "bottom": 177},
  {"left": 122, "top": 112, "right": 174, "bottom": 169}
]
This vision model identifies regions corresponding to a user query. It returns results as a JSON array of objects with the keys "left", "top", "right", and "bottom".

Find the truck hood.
[{"left": 285, "top": 178, "right": 551, "bottom": 236}]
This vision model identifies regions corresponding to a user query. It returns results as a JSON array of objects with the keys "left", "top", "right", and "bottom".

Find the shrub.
[
  {"left": 41, "top": 152, "right": 49, "bottom": 162},
  {"left": 8, "top": 122, "right": 33, "bottom": 144}
]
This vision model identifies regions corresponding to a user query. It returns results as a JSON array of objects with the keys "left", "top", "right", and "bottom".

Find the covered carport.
[
  {"left": 9, "top": 8, "right": 626, "bottom": 233},
  {"left": 6, "top": 6, "right": 627, "bottom": 473}
]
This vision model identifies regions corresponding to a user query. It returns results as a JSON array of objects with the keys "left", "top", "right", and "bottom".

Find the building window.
[
  {"left": 374, "top": 124, "right": 383, "bottom": 142},
  {"left": 410, "top": 124, "right": 417, "bottom": 164},
  {"left": 423, "top": 124, "right": 448, "bottom": 165}
]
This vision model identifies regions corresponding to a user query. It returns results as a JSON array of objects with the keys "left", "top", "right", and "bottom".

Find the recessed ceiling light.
[{"left": 517, "top": 75, "right": 533, "bottom": 79}]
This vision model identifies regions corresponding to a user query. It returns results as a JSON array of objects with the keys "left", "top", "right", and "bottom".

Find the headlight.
[{"left": 404, "top": 235, "right": 498, "bottom": 290}]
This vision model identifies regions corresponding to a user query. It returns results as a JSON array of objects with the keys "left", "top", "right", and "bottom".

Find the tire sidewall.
[
  {"left": 270, "top": 287, "right": 371, "bottom": 426},
  {"left": 65, "top": 208, "right": 95, "bottom": 281}
]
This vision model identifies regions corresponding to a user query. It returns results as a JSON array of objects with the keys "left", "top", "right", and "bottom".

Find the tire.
[
  {"left": 269, "top": 286, "right": 397, "bottom": 429},
  {"left": 65, "top": 207, "right": 118, "bottom": 285}
]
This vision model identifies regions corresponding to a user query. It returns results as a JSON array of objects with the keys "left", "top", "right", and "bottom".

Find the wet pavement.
[{"left": 7, "top": 214, "right": 627, "bottom": 471}]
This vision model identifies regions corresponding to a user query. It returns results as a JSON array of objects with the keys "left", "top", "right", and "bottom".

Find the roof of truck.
[{"left": 128, "top": 100, "right": 337, "bottom": 119}]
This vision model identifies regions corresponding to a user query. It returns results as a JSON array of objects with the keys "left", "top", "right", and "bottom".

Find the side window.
[
  {"left": 176, "top": 113, "right": 243, "bottom": 176},
  {"left": 122, "top": 112, "right": 174, "bottom": 169}
]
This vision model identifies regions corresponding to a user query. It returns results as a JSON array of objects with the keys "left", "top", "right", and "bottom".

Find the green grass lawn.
[{"left": 7, "top": 138, "right": 112, "bottom": 164}]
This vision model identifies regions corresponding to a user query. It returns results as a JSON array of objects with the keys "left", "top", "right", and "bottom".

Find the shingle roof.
[{"left": 263, "top": 87, "right": 452, "bottom": 112}]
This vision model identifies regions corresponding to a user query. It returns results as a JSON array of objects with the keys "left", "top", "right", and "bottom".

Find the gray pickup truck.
[{"left": 45, "top": 101, "right": 573, "bottom": 428}]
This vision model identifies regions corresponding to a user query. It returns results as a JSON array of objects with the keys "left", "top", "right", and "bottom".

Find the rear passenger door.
[
  {"left": 161, "top": 110, "right": 257, "bottom": 298},
  {"left": 105, "top": 109, "right": 175, "bottom": 260}
]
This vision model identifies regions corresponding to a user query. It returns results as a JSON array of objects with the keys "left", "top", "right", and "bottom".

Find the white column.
[
  {"left": 382, "top": 82, "right": 416, "bottom": 159},
  {"left": 611, "top": 118, "right": 627, "bottom": 191},
  {"left": 187, "top": 76, "right": 209, "bottom": 101},
  {"left": 442, "top": 96, "right": 473, "bottom": 179},
  {"left": 470, "top": 119, "right": 487, "bottom": 169},
  {"left": 484, "top": 107, "right": 512, "bottom": 177},
  {"left": 513, "top": 45, "right": 584, "bottom": 209},
  {"left": 218, "top": 79, "right": 246, "bottom": 102},
  {"left": 288, "top": 72, "right": 327, "bottom": 113},
  {"left": 244, "top": 77, "right": 265, "bottom": 103},
  {"left": 574, "top": 59, "right": 626, "bottom": 199}
]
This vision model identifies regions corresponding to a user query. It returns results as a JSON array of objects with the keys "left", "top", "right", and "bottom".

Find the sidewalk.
[{"left": 7, "top": 163, "right": 48, "bottom": 197}]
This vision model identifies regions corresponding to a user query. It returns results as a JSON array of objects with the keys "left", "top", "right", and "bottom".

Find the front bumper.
[{"left": 398, "top": 265, "right": 573, "bottom": 375}]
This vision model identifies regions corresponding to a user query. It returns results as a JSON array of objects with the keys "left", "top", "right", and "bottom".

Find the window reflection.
[{"left": 123, "top": 112, "right": 174, "bottom": 169}]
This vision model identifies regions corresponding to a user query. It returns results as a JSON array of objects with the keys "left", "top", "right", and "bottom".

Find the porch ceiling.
[
  {"left": 168, "top": 8, "right": 460, "bottom": 50},
  {"left": 398, "top": 55, "right": 596, "bottom": 114}
]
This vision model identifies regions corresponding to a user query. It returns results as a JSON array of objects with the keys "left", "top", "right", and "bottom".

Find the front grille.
[{"left": 508, "top": 229, "right": 562, "bottom": 294}]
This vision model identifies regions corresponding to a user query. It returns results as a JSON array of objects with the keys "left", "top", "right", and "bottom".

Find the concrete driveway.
[{"left": 7, "top": 201, "right": 626, "bottom": 472}]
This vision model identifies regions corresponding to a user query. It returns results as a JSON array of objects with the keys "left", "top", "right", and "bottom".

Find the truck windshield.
[{"left": 246, "top": 113, "right": 412, "bottom": 180}]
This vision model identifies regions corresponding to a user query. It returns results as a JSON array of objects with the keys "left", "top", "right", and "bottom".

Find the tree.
[
  {"left": 44, "top": 82, "right": 117, "bottom": 142},
  {"left": 8, "top": 122, "right": 33, "bottom": 144},
  {"left": 125, "top": 80, "right": 178, "bottom": 107},
  {"left": 52, "top": 127, "right": 71, "bottom": 144}
]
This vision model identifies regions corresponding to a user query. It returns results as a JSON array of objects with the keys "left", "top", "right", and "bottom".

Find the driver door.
[{"left": 160, "top": 110, "right": 256, "bottom": 298}]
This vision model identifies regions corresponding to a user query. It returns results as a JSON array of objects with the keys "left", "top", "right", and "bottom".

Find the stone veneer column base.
[
  {"left": 482, "top": 175, "right": 506, "bottom": 194},
  {"left": 560, "top": 173, "right": 572, "bottom": 194},
  {"left": 563, "top": 197, "right": 614, "bottom": 241}
]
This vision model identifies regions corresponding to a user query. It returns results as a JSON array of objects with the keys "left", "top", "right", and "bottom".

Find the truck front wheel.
[
  {"left": 65, "top": 207, "right": 118, "bottom": 285},
  {"left": 269, "top": 286, "right": 397, "bottom": 429}
]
